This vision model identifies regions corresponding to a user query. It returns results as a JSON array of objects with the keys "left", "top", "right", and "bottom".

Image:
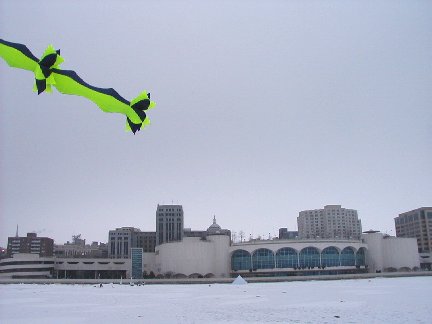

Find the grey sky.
[{"left": 1, "top": 0, "right": 431, "bottom": 245}]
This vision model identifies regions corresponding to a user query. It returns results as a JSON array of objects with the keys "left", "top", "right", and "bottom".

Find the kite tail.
[
  {"left": 126, "top": 116, "right": 150, "bottom": 134},
  {"left": 126, "top": 118, "right": 141, "bottom": 134},
  {"left": 125, "top": 91, "right": 155, "bottom": 134}
]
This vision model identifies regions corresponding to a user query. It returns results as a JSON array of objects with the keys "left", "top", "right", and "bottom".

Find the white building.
[
  {"left": 0, "top": 253, "right": 131, "bottom": 279},
  {"left": 150, "top": 229, "right": 419, "bottom": 278},
  {"left": 0, "top": 253, "right": 55, "bottom": 279},
  {"left": 154, "top": 235, "right": 231, "bottom": 278},
  {"left": 298, "top": 205, "right": 362, "bottom": 240},
  {"left": 362, "top": 231, "right": 420, "bottom": 273}
]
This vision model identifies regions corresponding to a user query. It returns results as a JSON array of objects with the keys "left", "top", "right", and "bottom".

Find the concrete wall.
[
  {"left": 143, "top": 252, "right": 156, "bottom": 275},
  {"left": 363, "top": 233, "right": 420, "bottom": 272},
  {"left": 155, "top": 235, "right": 230, "bottom": 277},
  {"left": 382, "top": 237, "right": 420, "bottom": 270},
  {"left": 362, "top": 233, "right": 385, "bottom": 272},
  {"left": 0, "top": 253, "right": 54, "bottom": 279},
  {"left": 55, "top": 257, "right": 131, "bottom": 277}
]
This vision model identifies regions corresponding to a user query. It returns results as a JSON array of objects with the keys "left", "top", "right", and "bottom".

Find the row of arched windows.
[{"left": 231, "top": 247, "right": 366, "bottom": 271}]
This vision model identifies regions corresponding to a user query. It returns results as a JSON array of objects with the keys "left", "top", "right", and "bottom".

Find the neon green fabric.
[
  {"left": 0, "top": 42, "right": 37, "bottom": 71},
  {"left": 33, "top": 45, "right": 64, "bottom": 93},
  {"left": 0, "top": 39, "right": 155, "bottom": 134}
]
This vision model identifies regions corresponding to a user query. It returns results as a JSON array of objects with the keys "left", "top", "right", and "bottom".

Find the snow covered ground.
[{"left": 0, "top": 276, "right": 431, "bottom": 323}]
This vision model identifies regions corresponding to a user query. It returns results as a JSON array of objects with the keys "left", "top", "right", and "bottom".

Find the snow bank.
[
  {"left": 232, "top": 275, "right": 247, "bottom": 285},
  {"left": 0, "top": 276, "right": 431, "bottom": 323}
]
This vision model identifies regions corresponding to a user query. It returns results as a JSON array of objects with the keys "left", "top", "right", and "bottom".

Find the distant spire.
[
  {"left": 15, "top": 224, "right": 19, "bottom": 237},
  {"left": 213, "top": 215, "right": 216, "bottom": 224}
]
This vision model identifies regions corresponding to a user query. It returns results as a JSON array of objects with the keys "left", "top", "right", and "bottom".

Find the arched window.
[
  {"left": 321, "top": 247, "right": 340, "bottom": 267},
  {"left": 356, "top": 247, "right": 366, "bottom": 266},
  {"left": 276, "top": 248, "right": 298, "bottom": 268},
  {"left": 299, "top": 247, "right": 320, "bottom": 268},
  {"left": 340, "top": 247, "right": 355, "bottom": 266},
  {"left": 231, "top": 250, "right": 251, "bottom": 271},
  {"left": 252, "top": 249, "right": 275, "bottom": 270}
]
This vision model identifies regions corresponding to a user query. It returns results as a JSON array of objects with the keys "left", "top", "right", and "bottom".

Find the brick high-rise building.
[{"left": 7, "top": 232, "right": 54, "bottom": 257}]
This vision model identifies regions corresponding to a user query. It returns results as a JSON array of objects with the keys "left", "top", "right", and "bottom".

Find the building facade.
[
  {"left": 108, "top": 227, "right": 156, "bottom": 258},
  {"left": 7, "top": 233, "right": 54, "bottom": 257},
  {"left": 108, "top": 227, "right": 140, "bottom": 259},
  {"left": 156, "top": 205, "right": 184, "bottom": 245},
  {"left": 0, "top": 247, "right": 6, "bottom": 260},
  {"left": 55, "top": 235, "right": 107, "bottom": 258},
  {"left": 131, "top": 248, "right": 143, "bottom": 279},
  {"left": 297, "top": 205, "right": 362, "bottom": 240},
  {"left": 135, "top": 232, "right": 156, "bottom": 253},
  {"left": 55, "top": 241, "right": 107, "bottom": 258},
  {"left": 395, "top": 207, "right": 432, "bottom": 269},
  {"left": 362, "top": 231, "right": 420, "bottom": 272},
  {"left": 395, "top": 207, "right": 432, "bottom": 253},
  {"left": 278, "top": 228, "right": 298, "bottom": 240},
  {"left": 230, "top": 239, "right": 368, "bottom": 277},
  {"left": 0, "top": 253, "right": 55, "bottom": 279}
]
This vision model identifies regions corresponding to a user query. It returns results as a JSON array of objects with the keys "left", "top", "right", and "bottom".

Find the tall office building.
[
  {"left": 109, "top": 228, "right": 157, "bottom": 258},
  {"left": 135, "top": 232, "right": 156, "bottom": 253},
  {"left": 108, "top": 227, "right": 140, "bottom": 259},
  {"left": 297, "top": 205, "right": 362, "bottom": 240},
  {"left": 7, "top": 232, "right": 54, "bottom": 257},
  {"left": 395, "top": 207, "right": 432, "bottom": 253},
  {"left": 156, "top": 204, "right": 184, "bottom": 245}
]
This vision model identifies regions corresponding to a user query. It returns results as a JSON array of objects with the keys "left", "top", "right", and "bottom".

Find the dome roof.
[{"left": 207, "top": 216, "right": 222, "bottom": 234}]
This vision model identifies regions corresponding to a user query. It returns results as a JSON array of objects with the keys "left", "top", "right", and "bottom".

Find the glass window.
[
  {"left": 299, "top": 247, "right": 320, "bottom": 268},
  {"left": 340, "top": 247, "right": 355, "bottom": 266},
  {"left": 321, "top": 247, "right": 340, "bottom": 267},
  {"left": 276, "top": 248, "right": 298, "bottom": 268},
  {"left": 252, "top": 249, "right": 275, "bottom": 270},
  {"left": 231, "top": 250, "right": 251, "bottom": 271},
  {"left": 356, "top": 248, "right": 366, "bottom": 266}
]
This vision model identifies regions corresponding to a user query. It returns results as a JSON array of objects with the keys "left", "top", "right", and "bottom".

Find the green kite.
[{"left": 0, "top": 39, "right": 155, "bottom": 134}]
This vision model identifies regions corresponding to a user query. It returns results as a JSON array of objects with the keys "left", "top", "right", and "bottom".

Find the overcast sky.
[{"left": 1, "top": 0, "right": 431, "bottom": 246}]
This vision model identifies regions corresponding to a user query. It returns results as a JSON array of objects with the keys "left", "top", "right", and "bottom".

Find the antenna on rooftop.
[{"left": 15, "top": 224, "right": 19, "bottom": 237}]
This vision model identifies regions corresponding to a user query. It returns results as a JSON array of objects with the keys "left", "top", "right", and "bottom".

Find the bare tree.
[
  {"left": 239, "top": 230, "right": 245, "bottom": 242},
  {"left": 231, "top": 231, "right": 238, "bottom": 243}
]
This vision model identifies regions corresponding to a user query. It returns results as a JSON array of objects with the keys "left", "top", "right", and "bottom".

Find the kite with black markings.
[{"left": 0, "top": 39, "right": 155, "bottom": 134}]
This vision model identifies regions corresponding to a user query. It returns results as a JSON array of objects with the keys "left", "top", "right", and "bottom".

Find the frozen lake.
[{"left": 1, "top": 276, "right": 431, "bottom": 323}]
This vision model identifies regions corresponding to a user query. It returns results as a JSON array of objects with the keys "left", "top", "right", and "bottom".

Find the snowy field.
[{"left": 0, "top": 276, "right": 431, "bottom": 323}]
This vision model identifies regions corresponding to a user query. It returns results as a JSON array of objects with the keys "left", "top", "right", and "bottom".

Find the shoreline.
[{"left": 1, "top": 271, "right": 431, "bottom": 285}]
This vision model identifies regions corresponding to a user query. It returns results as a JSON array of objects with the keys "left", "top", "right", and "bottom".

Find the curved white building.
[
  {"left": 155, "top": 234, "right": 231, "bottom": 278},
  {"left": 363, "top": 231, "right": 420, "bottom": 272},
  {"left": 229, "top": 239, "right": 368, "bottom": 277},
  {"left": 0, "top": 254, "right": 131, "bottom": 279},
  {"left": 151, "top": 232, "right": 420, "bottom": 278},
  {"left": 0, "top": 253, "right": 55, "bottom": 279}
]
